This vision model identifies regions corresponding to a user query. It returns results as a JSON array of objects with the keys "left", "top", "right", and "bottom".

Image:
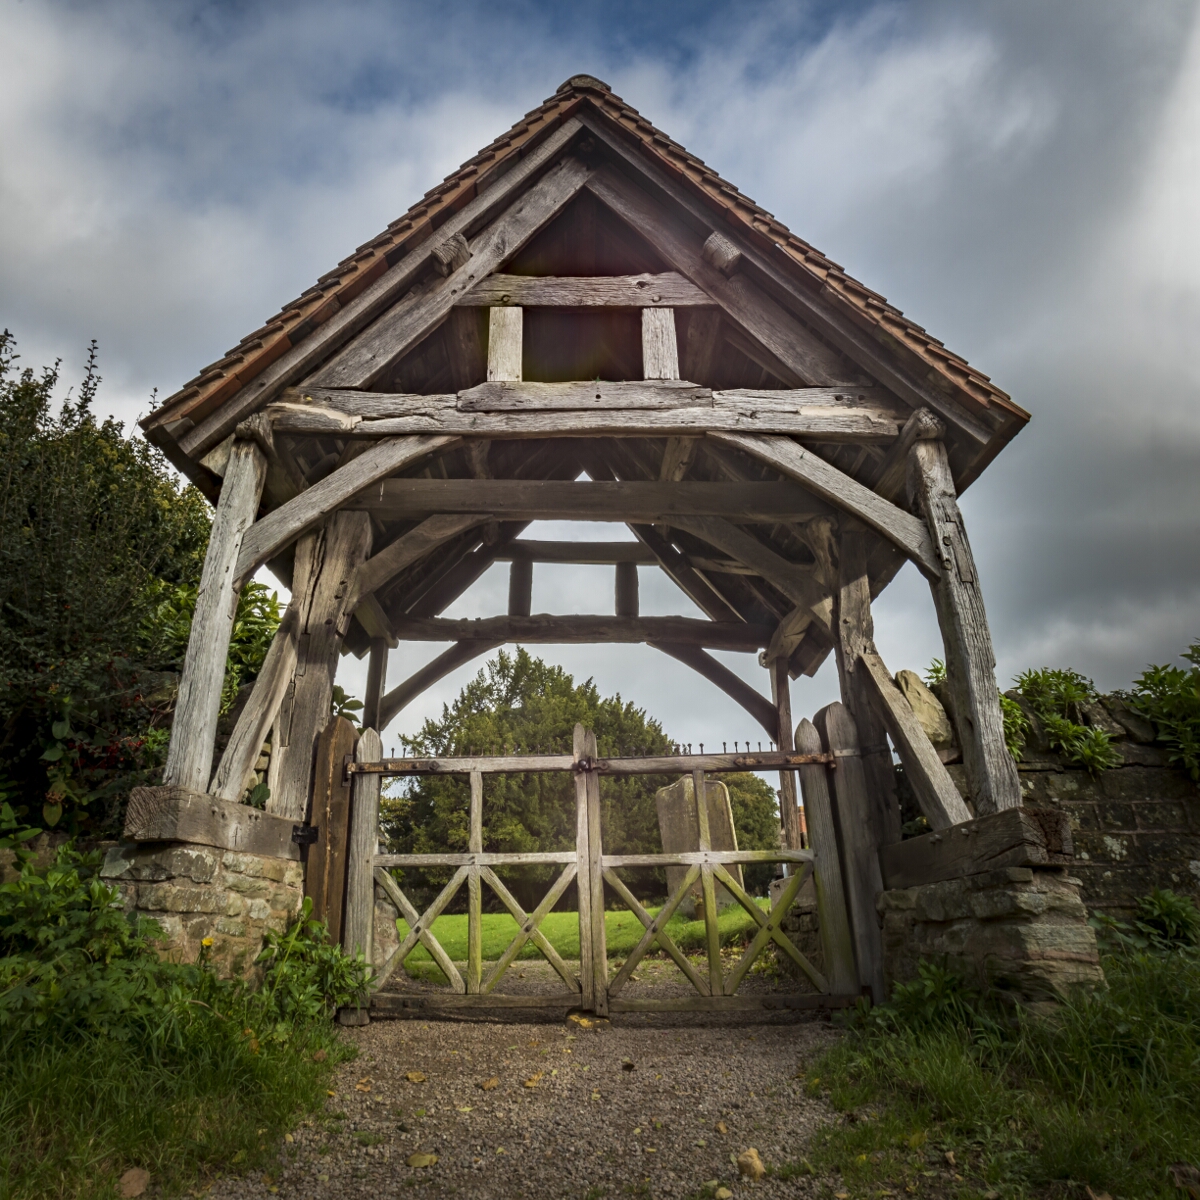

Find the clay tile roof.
[{"left": 145, "top": 73, "right": 1025, "bottom": 434}]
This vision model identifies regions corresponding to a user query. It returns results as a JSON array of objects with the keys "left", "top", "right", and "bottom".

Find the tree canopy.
[
  {"left": 0, "top": 333, "right": 278, "bottom": 833},
  {"left": 381, "top": 648, "right": 781, "bottom": 905}
]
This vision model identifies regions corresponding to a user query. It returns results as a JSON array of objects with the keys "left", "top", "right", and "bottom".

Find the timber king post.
[{"left": 130, "top": 74, "right": 1030, "bottom": 1015}]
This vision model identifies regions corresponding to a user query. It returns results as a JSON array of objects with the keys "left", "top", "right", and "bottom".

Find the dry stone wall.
[{"left": 100, "top": 842, "right": 304, "bottom": 977}]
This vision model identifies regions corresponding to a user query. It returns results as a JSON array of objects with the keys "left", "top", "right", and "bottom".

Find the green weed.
[{"left": 807, "top": 907, "right": 1200, "bottom": 1199}]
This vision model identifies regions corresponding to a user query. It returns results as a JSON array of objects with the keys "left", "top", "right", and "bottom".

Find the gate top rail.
[{"left": 345, "top": 750, "right": 836, "bottom": 778}]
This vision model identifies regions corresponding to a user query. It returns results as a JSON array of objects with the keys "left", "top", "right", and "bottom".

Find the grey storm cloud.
[{"left": 1, "top": 0, "right": 1198, "bottom": 748}]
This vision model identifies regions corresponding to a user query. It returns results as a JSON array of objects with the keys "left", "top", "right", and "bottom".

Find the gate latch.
[{"left": 291, "top": 824, "right": 319, "bottom": 846}]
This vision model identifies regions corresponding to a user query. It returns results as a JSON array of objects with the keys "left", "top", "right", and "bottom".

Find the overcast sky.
[{"left": 3, "top": 0, "right": 1199, "bottom": 753}]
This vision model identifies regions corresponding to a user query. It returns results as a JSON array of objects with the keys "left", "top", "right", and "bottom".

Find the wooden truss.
[{"left": 132, "top": 85, "right": 1028, "bottom": 1003}]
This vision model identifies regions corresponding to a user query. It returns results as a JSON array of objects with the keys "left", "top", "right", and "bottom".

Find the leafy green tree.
[
  {"left": 381, "top": 648, "right": 782, "bottom": 906},
  {"left": 0, "top": 333, "right": 213, "bottom": 832}
]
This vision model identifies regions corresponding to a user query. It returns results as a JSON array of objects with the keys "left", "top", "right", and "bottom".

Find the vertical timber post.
[
  {"left": 770, "top": 657, "right": 803, "bottom": 851},
  {"left": 693, "top": 767, "right": 724, "bottom": 997},
  {"left": 795, "top": 718, "right": 859, "bottom": 995},
  {"left": 467, "top": 768, "right": 483, "bottom": 994},
  {"left": 585, "top": 728, "right": 608, "bottom": 1016},
  {"left": 164, "top": 438, "right": 267, "bottom": 792},
  {"left": 573, "top": 723, "right": 596, "bottom": 1011},
  {"left": 908, "top": 440, "right": 1021, "bottom": 814},
  {"left": 362, "top": 637, "right": 389, "bottom": 733},
  {"left": 833, "top": 524, "right": 902, "bottom": 846},
  {"left": 814, "top": 702, "right": 886, "bottom": 1002},
  {"left": 344, "top": 727, "right": 383, "bottom": 962},
  {"left": 271, "top": 511, "right": 374, "bottom": 821}
]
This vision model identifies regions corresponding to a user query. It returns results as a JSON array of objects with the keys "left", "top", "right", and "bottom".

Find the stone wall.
[
  {"left": 1009, "top": 761, "right": 1200, "bottom": 919},
  {"left": 101, "top": 842, "right": 304, "bottom": 977},
  {"left": 879, "top": 866, "right": 1104, "bottom": 1006}
]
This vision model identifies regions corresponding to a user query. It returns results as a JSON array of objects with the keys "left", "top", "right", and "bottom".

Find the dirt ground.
[{"left": 206, "top": 961, "right": 843, "bottom": 1200}]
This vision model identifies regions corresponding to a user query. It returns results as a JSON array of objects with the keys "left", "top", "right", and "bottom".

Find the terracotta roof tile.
[{"left": 146, "top": 76, "right": 1024, "bottom": 434}]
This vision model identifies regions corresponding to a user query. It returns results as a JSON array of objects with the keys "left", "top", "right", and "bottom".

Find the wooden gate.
[{"left": 337, "top": 723, "right": 859, "bottom": 1019}]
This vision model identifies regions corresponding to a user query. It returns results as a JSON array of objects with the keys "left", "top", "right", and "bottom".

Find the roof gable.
[{"left": 142, "top": 73, "right": 1027, "bottom": 495}]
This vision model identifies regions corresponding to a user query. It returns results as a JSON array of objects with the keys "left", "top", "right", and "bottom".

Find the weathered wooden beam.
[
  {"left": 345, "top": 479, "right": 826, "bottom": 523},
  {"left": 879, "top": 807, "right": 1074, "bottom": 890},
  {"left": 575, "top": 118, "right": 995, "bottom": 444},
  {"left": 210, "top": 604, "right": 300, "bottom": 802},
  {"left": 455, "top": 379, "right": 708, "bottom": 412},
  {"left": 353, "top": 750, "right": 832, "bottom": 777},
  {"left": 714, "top": 432, "right": 941, "bottom": 577},
  {"left": 308, "top": 156, "right": 592, "bottom": 391},
  {"left": 487, "top": 307, "right": 523, "bottom": 381},
  {"left": 306, "top": 716, "right": 358, "bottom": 942},
  {"left": 667, "top": 514, "right": 830, "bottom": 626},
  {"left": 585, "top": 165, "right": 851, "bottom": 386},
  {"left": 909, "top": 439, "right": 1021, "bottom": 814},
  {"left": 378, "top": 640, "right": 502, "bottom": 730},
  {"left": 649, "top": 642, "right": 777, "bottom": 737},
  {"left": 814, "top": 702, "right": 886, "bottom": 1001},
  {"left": 124, "top": 784, "right": 300, "bottom": 861},
  {"left": 499, "top": 540, "right": 657, "bottom": 564},
  {"left": 164, "top": 439, "right": 267, "bottom": 793},
  {"left": 770, "top": 657, "right": 802, "bottom": 851},
  {"left": 508, "top": 558, "right": 533, "bottom": 617},
  {"left": 627, "top": 522, "right": 745, "bottom": 624},
  {"left": 458, "top": 271, "right": 711, "bottom": 307},
  {"left": 868, "top": 406, "right": 944, "bottom": 502},
  {"left": 858, "top": 651, "right": 971, "bottom": 830},
  {"left": 276, "top": 383, "right": 900, "bottom": 442},
  {"left": 614, "top": 561, "right": 639, "bottom": 617},
  {"left": 269, "top": 512, "right": 374, "bottom": 821},
  {"left": 170, "top": 118, "right": 585, "bottom": 458},
  {"left": 642, "top": 308, "right": 680, "bottom": 380},
  {"left": 234, "top": 434, "right": 456, "bottom": 588},
  {"left": 794, "top": 718, "right": 859, "bottom": 996},
  {"left": 362, "top": 637, "right": 389, "bottom": 731},
  {"left": 354, "top": 513, "right": 490, "bottom": 605},
  {"left": 343, "top": 728, "right": 383, "bottom": 959},
  {"left": 389, "top": 614, "right": 773, "bottom": 650},
  {"left": 830, "top": 525, "right": 901, "bottom": 847}
]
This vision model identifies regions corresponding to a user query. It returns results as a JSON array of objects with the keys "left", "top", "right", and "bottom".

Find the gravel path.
[{"left": 207, "top": 966, "right": 842, "bottom": 1200}]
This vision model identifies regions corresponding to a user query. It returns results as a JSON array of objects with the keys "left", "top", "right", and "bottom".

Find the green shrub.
[
  {"left": 1015, "top": 666, "right": 1121, "bottom": 772},
  {"left": 1125, "top": 640, "right": 1200, "bottom": 781},
  {"left": 0, "top": 844, "right": 365, "bottom": 1197}
]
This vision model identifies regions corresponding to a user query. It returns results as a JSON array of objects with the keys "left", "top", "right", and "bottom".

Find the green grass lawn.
[{"left": 394, "top": 899, "right": 770, "bottom": 981}]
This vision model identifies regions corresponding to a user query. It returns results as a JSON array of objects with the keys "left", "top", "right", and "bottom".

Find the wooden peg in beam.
[{"left": 702, "top": 231, "right": 742, "bottom": 276}]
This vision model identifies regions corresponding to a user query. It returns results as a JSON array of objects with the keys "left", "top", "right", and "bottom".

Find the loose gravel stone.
[{"left": 205, "top": 990, "right": 841, "bottom": 1200}]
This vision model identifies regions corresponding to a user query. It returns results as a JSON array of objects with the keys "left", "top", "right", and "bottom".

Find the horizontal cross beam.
[
  {"left": 272, "top": 383, "right": 899, "bottom": 442},
  {"left": 456, "top": 272, "right": 712, "bottom": 307},
  {"left": 387, "top": 613, "right": 774, "bottom": 650},
  {"left": 350, "top": 750, "right": 834, "bottom": 776},
  {"left": 343, "top": 479, "right": 825, "bottom": 522}
]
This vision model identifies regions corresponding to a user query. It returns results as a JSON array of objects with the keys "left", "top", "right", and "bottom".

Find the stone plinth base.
[
  {"left": 879, "top": 866, "right": 1104, "bottom": 1005},
  {"left": 101, "top": 842, "right": 304, "bottom": 977}
]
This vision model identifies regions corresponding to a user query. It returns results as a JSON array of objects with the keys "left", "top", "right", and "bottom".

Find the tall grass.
[
  {"left": 798, "top": 920, "right": 1200, "bottom": 1198},
  {"left": 0, "top": 1016, "right": 347, "bottom": 1199}
]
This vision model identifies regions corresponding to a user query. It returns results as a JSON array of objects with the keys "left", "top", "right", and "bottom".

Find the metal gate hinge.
[{"left": 291, "top": 824, "right": 319, "bottom": 845}]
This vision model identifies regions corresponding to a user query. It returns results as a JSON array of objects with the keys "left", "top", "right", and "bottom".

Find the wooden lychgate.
[{"left": 335, "top": 725, "right": 858, "bottom": 1019}]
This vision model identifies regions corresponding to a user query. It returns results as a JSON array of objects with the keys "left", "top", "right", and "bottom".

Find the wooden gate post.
[
  {"left": 770, "top": 657, "right": 804, "bottom": 851},
  {"left": 585, "top": 728, "right": 608, "bottom": 1016},
  {"left": 908, "top": 440, "right": 1021, "bottom": 814},
  {"left": 164, "top": 438, "right": 267, "bottom": 792},
  {"left": 573, "top": 723, "right": 596, "bottom": 1011},
  {"left": 795, "top": 718, "right": 858, "bottom": 995},
  {"left": 467, "top": 768, "right": 484, "bottom": 993},
  {"left": 814, "top": 701, "right": 886, "bottom": 1001},
  {"left": 305, "top": 716, "right": 359, "bottom": 943},
  {"left": 344, "top": 727, "right": 383, "bottom": 960}
]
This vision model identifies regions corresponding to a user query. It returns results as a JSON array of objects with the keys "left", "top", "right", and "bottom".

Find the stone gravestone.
[{"left": 655, "top": 776, "right": 742, "bottom": 916}]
